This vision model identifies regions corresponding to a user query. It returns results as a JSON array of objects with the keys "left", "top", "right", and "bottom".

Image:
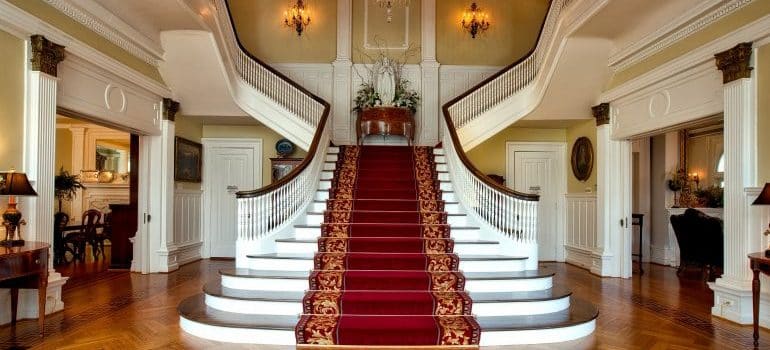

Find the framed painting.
[
  {"left": 174, "top": 137, "right": 202, "bottom": 183},
  {"left": 571, "top": 137, "right": 594, "bottom": 182}
]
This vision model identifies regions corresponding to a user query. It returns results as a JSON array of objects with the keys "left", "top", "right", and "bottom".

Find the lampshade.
[
  {"left": 0, "top": 172, "right": 38, "bottom": 197},
  {"left": 753, "top": 183, "right": 770, "bottom": 205}
]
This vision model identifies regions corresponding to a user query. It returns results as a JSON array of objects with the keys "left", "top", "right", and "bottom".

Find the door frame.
[
  {"left": 505, "top": 142, "right": 568, "bottom": 262},
  {"left": 201, "top": 138, "right": 262, "bottom": 259}
]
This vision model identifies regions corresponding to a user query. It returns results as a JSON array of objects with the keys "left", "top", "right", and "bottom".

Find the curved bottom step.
[{"left": 179, "top": 294, "right": 598, "bottom": 346}]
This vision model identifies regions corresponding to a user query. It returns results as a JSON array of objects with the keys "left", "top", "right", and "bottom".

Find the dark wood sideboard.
[
  {"left": 0, "top": 241, "right": 49, "bottom": 334},
  {"left": 108, "top": 204, "right": 135, "bottom": 269},
  {"left": 357, "top": 107, "right": 414, "bottom": 145}
]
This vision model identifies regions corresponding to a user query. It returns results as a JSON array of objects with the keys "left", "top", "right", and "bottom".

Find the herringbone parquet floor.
[{"left": 1, "top": 260, "right": 768, "bottom": 349}]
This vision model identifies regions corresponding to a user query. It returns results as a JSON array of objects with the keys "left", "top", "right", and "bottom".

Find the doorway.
[
  {"left": 506, "top": 142, "right": 567, "bottom": 262},
  {"left": 202, "top": 139, "right": 262, "bottom": 258}
]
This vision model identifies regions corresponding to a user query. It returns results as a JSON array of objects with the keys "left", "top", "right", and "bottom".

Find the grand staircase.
[{"left": 178, "top": 144, "right": 598, "bottom": 346}]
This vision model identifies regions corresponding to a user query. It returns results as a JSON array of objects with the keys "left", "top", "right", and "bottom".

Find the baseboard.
[{"left": 564, "top": 245, "right": 594, "bottom": 270}]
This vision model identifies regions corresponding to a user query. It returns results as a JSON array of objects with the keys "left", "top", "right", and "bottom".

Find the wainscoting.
[
  {"left": 565, "top": 194, "right": 598, "bottom": 270},
  {"left": 172, "top": 188, "right": 203, "bottom": 266}
]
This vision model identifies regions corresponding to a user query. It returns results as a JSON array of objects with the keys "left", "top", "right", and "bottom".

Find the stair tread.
[
  {"left": 179, "top": 294, "right": 297, "bottom": 330},
  {"left": 275, "top": 237, "right": 498, "bottom": 244},
  {"left": 204, "top": 280, "right": 570, "bottom": 303},
  {"left": 220, "top": 268, "right": 552, "bottom": 280},
  {"left": 313, "top": 200, "right": 460, "bottom": 204},
  {"left": 477, "top": 298, "right": 598, "bottom": 331},
  {"left": 295, "top": 223, "right": 478, "bottom": 229},
  {"left": 180, "top": 294, "right": 595, "bottom": 332},
  {"left": 306, "top": 210, "right": 465, "bottom": 216},
  {"left": 247, "top": 252, "right": 525, "bottom": 261}
]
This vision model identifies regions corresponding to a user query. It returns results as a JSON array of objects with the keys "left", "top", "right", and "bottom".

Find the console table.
[
  {"left": 0, "top": 242, "right": 49, "bottom": 334},
  {"left": 357, "top": 107, "right": 414, "bottom": 145},
  {"left": 749, "top": 252, "right": 770, "bottom": 347}
]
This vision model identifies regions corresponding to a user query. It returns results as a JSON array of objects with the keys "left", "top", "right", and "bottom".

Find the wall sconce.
[
  {"left": 376, "top": 0, "right": 410, "bottom": 23},
  {"left": 461, "top": 2, "right": 490, "bottom": 39},
  {"left": 284, "top": 0, "right": 311, "bottom": 36}
]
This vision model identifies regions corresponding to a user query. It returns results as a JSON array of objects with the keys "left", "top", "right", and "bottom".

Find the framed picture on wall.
[
  {"left": 571, "top": 137, "right": 594, "bottom": 182},
  {"left": 174, "top": 137, "right": 202, "bottom": 183}
]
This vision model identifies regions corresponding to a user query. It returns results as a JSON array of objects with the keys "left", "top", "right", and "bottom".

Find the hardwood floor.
[{"left": 1, "top": 260, "right": 767, "bottom": 349}]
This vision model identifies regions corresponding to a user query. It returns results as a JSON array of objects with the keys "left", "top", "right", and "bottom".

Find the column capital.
[
  {"left": 715, "top": 42, "right": 753, "bottom": 84},
  {"left": 162, "top": 98, "right": 180, "bottom": 121},
  {"left": 30, "top": 35, "right": 66, "bottom": 77},
  {"left": 592, "top": 103, "right": 610, "bottom": 126}
]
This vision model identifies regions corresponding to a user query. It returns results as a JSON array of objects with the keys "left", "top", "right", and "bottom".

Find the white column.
[
  {"left": 69, "top": 126, "right": 85, "bottom": 223},
  {"left": 711, "top": 43, "right": 760, "bottom": 324},
  {"left": 592, "top": 103, "right": 633, "bottom": 278},
  {"left": 153, "top": 99, "right": 179, "bottom": 272},
  {"left": 419, "top": 0, "right": 439, "bottom": 146},
  {"left": 332, "top": 0, "right": 353, "bottom": 144},
  {"left": 5, "top": 35, "right": 68, "bottom": 325}
]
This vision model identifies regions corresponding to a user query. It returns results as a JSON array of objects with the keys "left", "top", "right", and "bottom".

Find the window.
[{"left": 717, "top": 153, "right": 725, "bottom": 187}]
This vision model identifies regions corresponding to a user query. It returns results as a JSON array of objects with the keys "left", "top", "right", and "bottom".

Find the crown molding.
[
  {"left": 0, "top": 0, "right": 171, "bottom": 96},
  {"left": 609, "top": 0, "right": 754, "bottom": 72},
  {"left": 40, "top": 0, "right": 164, "bottom": 67}
]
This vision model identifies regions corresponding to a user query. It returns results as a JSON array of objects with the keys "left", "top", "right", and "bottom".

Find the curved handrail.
[
  {"left": 440, "top": 0, "right": 575, "bottom": 202},
  {"left": 210, "top": 0, "right": 330, "bottom": 199}
]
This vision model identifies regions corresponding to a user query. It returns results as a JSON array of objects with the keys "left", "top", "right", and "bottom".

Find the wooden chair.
[
  {"left": 53, "top": 212, "right": 69, "bottom": 265},
  {"left": 91, "top": 212, "right": 112, "bottom": 259},
  {"left": 63, "top": 209, "right": 101, "bottom": 262}
]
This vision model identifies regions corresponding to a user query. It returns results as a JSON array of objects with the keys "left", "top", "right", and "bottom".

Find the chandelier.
[
  {"left": 461, "top": 2, "right": 490, "bottom": 39},
  {"left": 284, "top": 0, "right": 311, "bottom": 36},
  {"left": 376, "top": 0, "right": 410, "bottom": 23}
]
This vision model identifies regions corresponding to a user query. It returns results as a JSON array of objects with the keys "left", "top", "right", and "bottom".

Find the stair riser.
[
  {"left": 323, "top": 163, "right": 336, "bottom": 171},
  {"left": 180, "top": 317, "right": 296, "bottom": 345},
  {"left": 437, "top": 173, "right": 450, "bottom": 181},
  {"left": 317, "top": 191, "right": 453, "bottom": 202},
  {"left": 247, "top": 257, "right": 524, "bottom": 272},
  {"left": 274, "top": 241, "right": 499, "bottom": 255},
  {"left": 292, "top": 226, "right": 482, "bottom": 240},
  {"left": 436, "top": 163, "right": 448, "bottom": 172},
  {"left": 434, "top": 155, "right": 447, "bottom": 163},
  {"left": 328, "top": 147, "right": 340, "bottom": 154},
  {"left": 473, "top": 297, "right": 570, "bottom": 317},
  {"left": 480, "top": 321, "right": 596, "bottom": 346},
  {"left": 307, "top": 202, "right": 464, "bottom": 215},
  {"left": 326, "top": 154, "right": 338, "bottom": 162},
  {"left": 466, "top": 276, "right": 552, "bottom": 292},
  {"left": 205, "top": 295, "right": 301, "bottom": 316},
  {"left": 318, "top": 181, "right": 332, "bottom": 190},
  {"left": 442, "top": 192, "right": 456, "bottom": 201},
  {"left": 320, "top": 171, "right": 334, "bottom": 180},
  {"left": 301, "top": 213, "right": 468, "bottom": 226},
  {"left": 221, "top": 275, "right": 308, "bottom": 291},
  {"left": 315, "top": 191, "right": 329, "bottom": 201},
  {"left": 433, "top": 148, "right": 445, "bottom": 156}
]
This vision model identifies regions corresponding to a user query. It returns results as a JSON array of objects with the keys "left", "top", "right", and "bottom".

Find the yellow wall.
[
  {"left": 55, "top": 129, "right": 73, "bottom": 173},
  {"left": 757, "top": 43, "right": 770, "bottom": 183},
  {"left": 175, "top": 116, "right": 204, "bottom": 143},
  {"left": 609, "top": 1, "right": 770, "bottom": 88},
  {"left": 229, "top": 0, "right": 337, "bottom": 63},
  {"left": 436, "top": 0, "right": 549, "bottom": 66},
  {"left": 352, "top": 0, "right": 422, "bottom": 63},
  {"left": 466, "top": 127, "right": 566, "bottom": 185},
  {"left": 202, "top": 125, "right": 308, "bottom": 186},
  {"left": 0, "top": 29, "right": 25, "bottom": 172},
  {"left": 7, "top": 0, "right": 164, "bottom": 83},
  {"left": 566, "top": 120, "right": 597, "bottom": 193}
]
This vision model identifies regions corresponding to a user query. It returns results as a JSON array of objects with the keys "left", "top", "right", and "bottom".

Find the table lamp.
[
  {"left": 752, "top": 183, "right": 770, "bottom": 257},
  {"left": 0, "top": 171, "right": 38, "bottom": 246}
]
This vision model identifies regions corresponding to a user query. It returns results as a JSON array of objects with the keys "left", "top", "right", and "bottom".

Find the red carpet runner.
[{"left": 296, "top": 145, "right": 481, "bottom": 347}]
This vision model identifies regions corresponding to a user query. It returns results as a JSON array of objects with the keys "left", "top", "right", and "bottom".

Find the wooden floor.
[{"left": 1, "top": 260, "right": 768, "bottom": 349}]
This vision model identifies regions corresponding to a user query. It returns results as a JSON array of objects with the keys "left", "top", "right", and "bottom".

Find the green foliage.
[
  {"left": 54, "top": 167, "right": 85, "bottom": 204},
  {"left": 354, "top": 80, "right": 420, "bottom": 114},
  {"left": 694, "top": 186, "right": 724, "bottom": 208}
]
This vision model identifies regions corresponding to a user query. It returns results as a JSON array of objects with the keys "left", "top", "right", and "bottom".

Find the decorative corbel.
[
  {"left": 715, "top": 42, "right": 753, "bottom": 84},
  {"left": 592, "top": 103, "right": 610, "bottom": 126},
  {"left": 30, "top": 35, "right": 66, "bottom": 77},
  {"left": 162, "top": 98, "right": 180, "bottom": 121}
]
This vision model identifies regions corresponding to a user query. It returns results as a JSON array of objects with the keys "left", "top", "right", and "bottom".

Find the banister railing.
[
  {"left": 439, "top": 0, "right": 577, "bottom": 241},
  {"left": 210, "top": 0, "right": 331, "bottom": 246},
  {"left": 445, "top": 0, "right": 572, "bottom": 128}
]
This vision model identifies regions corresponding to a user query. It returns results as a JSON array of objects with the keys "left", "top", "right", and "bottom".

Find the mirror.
[
  {"left": 683, "top": 122, "right": 724, "bottom": 188},
  {"left": 95, "top": 139, "right": 130, "bottom": 182}
]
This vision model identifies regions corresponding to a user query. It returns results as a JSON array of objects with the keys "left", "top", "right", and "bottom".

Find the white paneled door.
[
  {"left": 511, "top": 149, "right": 562, "bottom": 261},
  {"left": 203, "top": 139, "right": 261, "bottom": 258}
]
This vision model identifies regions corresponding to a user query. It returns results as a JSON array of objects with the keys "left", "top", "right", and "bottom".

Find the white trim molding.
[
  {"left": 565, "top": 193, "right": 598, "bottom": 270},
  {"left": 609, "top": 0, "right": 754, "bottom": 72},
  {"left": 40, "top": 0, "right": 163, "bottom": 66}
]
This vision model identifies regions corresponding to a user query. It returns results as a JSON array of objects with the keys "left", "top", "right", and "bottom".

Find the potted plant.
[{"left": 54, "top": 167, "right": 86, "bottom": 213}]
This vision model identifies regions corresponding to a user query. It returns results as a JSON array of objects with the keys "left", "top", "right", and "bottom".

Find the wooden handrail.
[
  {"left": 440, "top": 1, "right": 557, "bottom": 202},
  {"left": 221, "top": 0, "right": 331, "bottom": 199}
]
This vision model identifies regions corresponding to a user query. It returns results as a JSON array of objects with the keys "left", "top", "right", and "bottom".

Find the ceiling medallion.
[{"left": 376, "top": 0, "right": 410, "bottom": 23}]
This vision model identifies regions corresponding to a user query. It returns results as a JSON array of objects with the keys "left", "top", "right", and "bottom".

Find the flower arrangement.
[{"left": 353, "top": 43, "right": 420, "bottom": 114}]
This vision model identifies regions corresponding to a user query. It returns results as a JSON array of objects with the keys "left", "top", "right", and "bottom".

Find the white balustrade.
[
  {"left": 448, "top": 0, "right": 571, "bottom": 128},
  {"left": 441, "top": 121, "right": 539, "bottom": 244}
]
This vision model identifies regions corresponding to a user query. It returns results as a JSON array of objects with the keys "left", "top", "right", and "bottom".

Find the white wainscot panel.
[
  {"left": 565, "top": 194, "right": 597, "bottom": 270},
  {"left": 174, "top": 188, "right": 203, "bottom": 265},
  {"left": 439, "top": 65, "right": 500, "bottom": 105},
  {"left": 609, "top": 62, "right": 723, "bottom": 140},
  {"left": 272, "top": 64, "right": 334, "bottom": 102},
  {"left": 57, "top": 55, "right": 162, "bottom": 135}
]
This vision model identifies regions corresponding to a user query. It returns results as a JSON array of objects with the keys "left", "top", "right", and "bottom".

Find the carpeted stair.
[{"left": 295, "top": 145, "right": 481, "bottom": 346}]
